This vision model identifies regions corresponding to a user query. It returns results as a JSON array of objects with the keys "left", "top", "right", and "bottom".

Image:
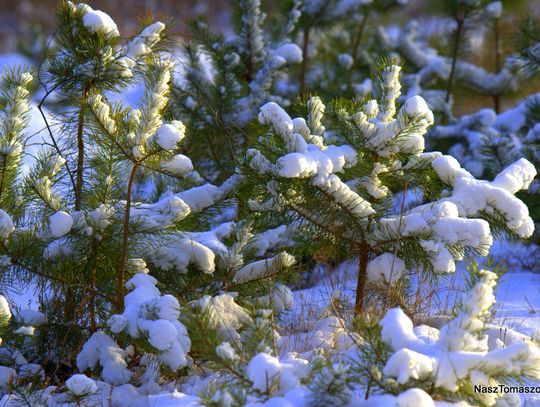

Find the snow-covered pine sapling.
[
  {"left": 0, "top": 2, "right": 244, "bottom": 373},
  {"left": 245, "top": 64, "right": 536, "bottom": 315},
  {"left": 173, "top": 0, "right": 302, "bottom": 182},
  {"left": 46, "top": 1, "right": 166, "bottom": 210},
  {"left": 365, "top": 267, "right": 540, "bottom": 406},
  {"left": 77, "top": 259, "right": 190, "bottom": 390},
  {"left": 29, "top": 0, "right": 167, "bottom": 326}
]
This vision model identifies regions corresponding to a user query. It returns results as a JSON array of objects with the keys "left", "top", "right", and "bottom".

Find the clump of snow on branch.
[{"left": 77, "top": 259, "right": 190, "bottom": 387}]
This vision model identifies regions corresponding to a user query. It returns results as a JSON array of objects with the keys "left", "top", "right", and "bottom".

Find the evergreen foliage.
[
  {"left": 0, "top": 0, "right": 295, "bottom": 392},
  {"left": 0, "top": 1, "right": 537, "bottom": 405},
  {"left": 172, "top": 0, "right": 303, "bottom": 182},
  {"left": 357, "top": 265, "right": 540, "bottom": 406},
  {"left": 242, "top": 63, "right": 535, "bottom": 315}
]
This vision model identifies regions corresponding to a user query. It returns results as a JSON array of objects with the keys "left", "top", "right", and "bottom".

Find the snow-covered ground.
[{"left": 144, "top": 238, "right": 540, "bottom": 406}]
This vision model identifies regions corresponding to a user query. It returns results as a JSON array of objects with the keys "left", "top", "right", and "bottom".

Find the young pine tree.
[
  {"left": 243, "top": 64, "right": 536, "bottom": 315},
  {"left": 0, "top": 2, "right": 301, "bottom": 393},
  {"left": 360, "top": 265, "right": 540, "bottom": 406},
  {"left": 172, "top": 0, "right": 303, "bottom": 183}
]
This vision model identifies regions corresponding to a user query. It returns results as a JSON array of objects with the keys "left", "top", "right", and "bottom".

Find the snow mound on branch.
[
  {"left": 76, "top": 331, "right": 132, "bottom": 385},
  {"left": 0, "top": 296, "right": 11, "bottom": 321},
  {"left": 192, "top": 294, "right": 252, "bottom": 340},
  {"left": 14, "top": 326, "right": 34, "bottom": 335},
  {"left": 250, "top": 225, "right": 291, "bottom": 256},
  {"left": 367, "top": 253, "right": 406, "bottom": 285},
  {"left": 49, "top": 211, "right": 73, "bottom": 238},
  {"left": 271, "top": 43, "right": 303, "bottom": 64},
  {"left": 107, "top": 263, "right": 190, "bottom": 371},
  {"left": 16, "top": 309, "right": 46, "bottom": 326},
  {"left": 247, "top": 353, "right": 308, "bottom": 394},
  {"left": 0, "top": 210, "right": 14, "bottom": 238},
  {"left": 258, "top": 283, "right": 294, "bottom": 313},
  {"left": 432, "top": 156, "right": 536, "bottom": 238},
  {"left": 126, "top": 22, "right": 166, "bottom": 59},
  {"left": 174, "top": 175, "right": 240, "bottom": 213},
  {"left": 162, "top": 154, "right": 193, "bottom": 176},
  {"left": 373, "top": 200, "right": 492, "bottom": 274},
  {"left": 148, "top": 236, "right": 216, "bottom": 274},
  {"left": 66, "top": 374, "right": 98, "bottom": 396},
  {"left": 76, "top": 3, "right": 120, "bottom": 38},
  {"left": 129, "top": 196, "right": 191, "bottom": 231},
  {"left": 233, "top": 252, "right": 295, "bottom": 283},
  {"left": 153, "top": 121, "right": 186, "bottom": 151}
]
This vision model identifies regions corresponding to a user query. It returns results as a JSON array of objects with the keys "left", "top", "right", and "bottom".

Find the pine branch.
[
  {"left": 36, "top": 83, "right": 77, "bottom": 195},
  {"left": 75, "top": 84, "right": 91, "bottom": 210},
  {"left": 117, "top": 162, "right": 139, "bottom": 312}
]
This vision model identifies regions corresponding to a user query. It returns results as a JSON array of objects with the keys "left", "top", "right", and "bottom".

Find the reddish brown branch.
[{"left": 116, "top": 162, "right": 139, "bottom": 312}]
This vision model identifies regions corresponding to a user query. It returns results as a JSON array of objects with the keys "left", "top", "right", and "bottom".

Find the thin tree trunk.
[
  {"left": 246, "top": 50, "right": 253, "bottom": 83},
  {"left": 66, "top": 85, "right": 90, "bottom": 322},
  {"left": 89, "top": 238, "right": 99, "bottom": 332},
  {"left": 75, "top": 85, "right": 90, "bottom": 210},
  {"left": 0, "top": 154, "right": 8, "bottom": 203},
  {"left": 64, "top": 287, "right": 75, "bottom": 321},
  {"left": 300, "top": 27, "right": 310, "bottom": 98},
  {"left": 445, "top": 19, "right": 464, "bottom": 103},
  {"left": 355, "top": 243, "right": 370, "bottom": 315},
  {"left": 351, "top": 10, "right": 369, "bottom": 63},
  {"left": 493, "top": 18, "right": 501, "bottom": 113},
  {"left": 117, "top": 163, "right": 139, "bottom": 312}
]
